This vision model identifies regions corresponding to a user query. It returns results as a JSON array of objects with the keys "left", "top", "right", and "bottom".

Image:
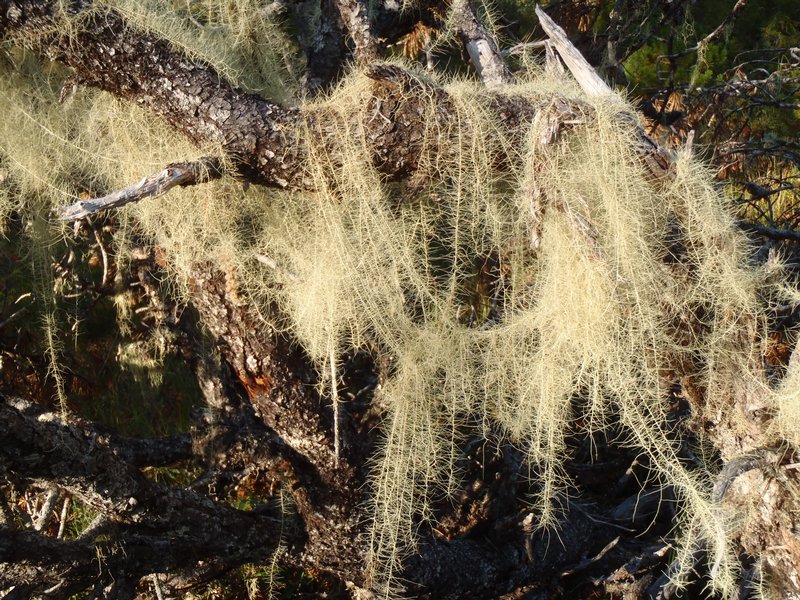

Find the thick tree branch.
[
  {"left": 2, "top": 1, "right": 306, "bottom": 188},
  {"left": 1, "top": 0, "right": 560, "bottom": 194},
  {"left": 0, "top": 397, "right": 275, "bottom": 532},
  {"left": 737, "top": 219, "right": 800, "bottom": 242},
  {"left": 113, "top": 432, "right": 194, "bottom": 468},
  {"left": 186, "top": 267, "right": 371, "bottom": 582}
]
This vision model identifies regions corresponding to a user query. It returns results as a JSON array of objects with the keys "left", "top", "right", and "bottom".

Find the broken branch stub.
[{"left": 53, "top": 157, "right": 224, "bottom": 221}]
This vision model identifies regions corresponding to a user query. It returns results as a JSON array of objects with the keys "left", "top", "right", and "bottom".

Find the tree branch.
[
  {"left": 535, "top": 5, "right": 676, "bottom": 181},
  {"left": 0, "top": 395, "right": 286, "bottom": 597},
  {"left": 335, "top": 0, "right": 380, "bottom": 64},
  {"left": 293, "top": 0, "right": 349, "bottom": 92},
  {"left": 450, "top": 0, "right": 513, "bottom": 86},
  {"left": 53, "top": 157, "right": 224, "bottom": 221},
  {"left": 737, "top": 219, "right": 800, "bottom": 242},
  {"left": 534, "top": 5, "right": 617, "bottom": 99},
  {"left": 661, "top": 0, "right": 750, "bottom": 60},
  {"left": 1, "top": 1, "right": 559, "bottom": 194}
]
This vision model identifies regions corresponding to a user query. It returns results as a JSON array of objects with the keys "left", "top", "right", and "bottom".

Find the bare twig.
[
  {"left": 0, "top": 307, "right": 27, "bottom": 330},
  {"left": 56, "top": 495, "right": 70, "bottom": 539},
  {"left": 737, "top": 220, "right": 800, "bottom": 242},
  {"left": 34, "top": 486, "right": 61, "bottom": 532},
  {"left": 560, "top": 536, "right": 620, "bottom": 577},
  {"left": 662, "top": 0, "right": 750, "bottom": 60},
  {"left": 502, "top": 40, "right": 548, "bottom": 58},
  {"left": 53, "top": 157, "right": 224, "bottom": 222},
  {"left": 330, "top": 346, "right": 341, "bottom": 467},
  {"left": 152, "top": 574, "right": 165, "bottom": 600},
  {"left": 535, "top": 5, "right": 618, "bottom": 100},
  {"left": 92, "top": 227, "right": 109, "bottom": 287},
  {"left": 254, "top": 253, "right": 299, "bottom": 281}
]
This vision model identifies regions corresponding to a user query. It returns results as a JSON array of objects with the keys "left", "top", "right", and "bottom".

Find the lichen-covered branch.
[
  {"left": 0, "top": 0, "right": 546, "bottom": 193},
  {"left": 535, "top": 5, "right": 675, "bottom": 181}
]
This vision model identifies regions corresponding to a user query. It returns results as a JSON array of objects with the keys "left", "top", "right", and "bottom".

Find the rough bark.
[
  {"left": 450, "top": 0, "right": 513, "bottom": 86},
  {"left": 293, "top": 0, "right": 350, "bottom": 93},
  {"left": 186, "top": 267, "right": 371, "bottom": 583},
  {"left": 0, "top": 0, "right": 550, "bottom": 195},
  {"left": 334, "top": 0, "right": 380, "bottom": 64},
  {"left": 0, "top": 396, "right": 284, "bottom": 598}
]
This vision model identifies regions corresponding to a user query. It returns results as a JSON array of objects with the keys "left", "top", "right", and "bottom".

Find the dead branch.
[
  {"left": 450, "top": 0, "right": 513, "bottom": 86},
  {"left": 335, "top": 0, "right": 380, "bottom": 64},
  {"left": 53, "top": 158, "right": 224, "bottom": 222}
]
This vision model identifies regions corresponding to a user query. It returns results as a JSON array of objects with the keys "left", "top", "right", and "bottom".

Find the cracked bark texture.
[{"left": 1, "top": 1, "right": 545, "bottom": 192}]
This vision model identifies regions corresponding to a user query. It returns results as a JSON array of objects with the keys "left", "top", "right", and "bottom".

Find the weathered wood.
[
  {"left": 451, "top": 0, "right": 513, "bottom": 86},
  {"left": 535, "top": 5, "right": 676, "bottom": 181},
  {"left": 535, "top": 5, "right": 616, "bottom": 100},
  {"left": 298, "top": 0, "right": 349, "bottom": 92},
  {"left": 53, "top": 158, "right": 224, "bottom": 221}
]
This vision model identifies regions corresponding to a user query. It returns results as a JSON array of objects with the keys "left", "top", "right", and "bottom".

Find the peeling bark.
[{"left": 450, "top": 0, "right": 513, "bottom": 86}]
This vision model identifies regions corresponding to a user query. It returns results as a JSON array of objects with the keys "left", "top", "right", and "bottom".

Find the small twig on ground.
[
  {"left": 33, "top": 486, "right": 61, "bottom": 532},
  {"left": 330, "top": 346, "right": 341, "bottom": 467},
  {"left": 560, "top": 536, "right": 620, "bottom": 577},
  {"left": 56, "top": 495, "right": 70, "bottom": 538}
]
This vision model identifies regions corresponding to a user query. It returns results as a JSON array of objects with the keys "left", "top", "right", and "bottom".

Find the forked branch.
[{"left": 535, "top": 5, "right": 675, "bottom": 181}]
